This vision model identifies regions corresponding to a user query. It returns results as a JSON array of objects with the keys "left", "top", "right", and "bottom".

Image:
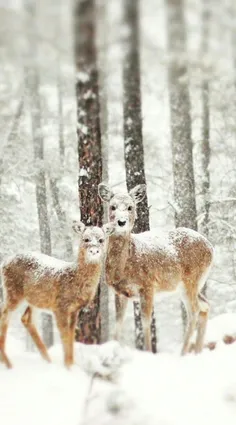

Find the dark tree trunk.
[
  {"left": 97, "top": 0, "right": 110, "bottom": 343},
  {"left": 200, "top": 0, "right": 211, "bottom": 238},
  {"left": 25, "top": 0, "right": 53, "bottom": 348},
  {"left": 122, "top": 0, "right": 157, "bottom": 353},
  {"left": 166, "top": 0, "right": 197, "bottom": 328},
  {"left": 166, "top": 0, "right": 197, "bottom": 231},
  {"left": 74, "top": 0, "right": 103, "bottom": 344}
]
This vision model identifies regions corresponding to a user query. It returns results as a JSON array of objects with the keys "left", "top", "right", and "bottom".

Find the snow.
[
  {"left": 83, "top": 90, "right": 96, "bottom": 100},
  {"left": 0, "top": 339, "right": 90, "bottom": 425},
  {"left": 77, "top": 122, "right": 88, "bottom": 135},
  {"left": 79, "top": 167, "right": 89, "bottom": 178},
  {"left": 133, "top": 226, "right": 210, "bottom": 259},
  {"left": 1, "top": 332, "right": 236, "bottom": 425},
  {"left": 76, "top": 72, "right": 90, "bottom": 83},
  {"left": 3, "top": 252, "right": 73, "bottom": 275},
  {"left": 133, "top": 230, "right": 178, "bottom": 258},
  {"left": 191, "top": 313, "right": 236, "bottom": 348}
]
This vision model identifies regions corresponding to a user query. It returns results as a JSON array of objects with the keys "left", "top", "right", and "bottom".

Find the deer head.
[
  {"left": 73, "top": 221, "right": 115, "bottom": 263},
  {"left": 98, "top": 183, "right": 146, "bottom": 235}
]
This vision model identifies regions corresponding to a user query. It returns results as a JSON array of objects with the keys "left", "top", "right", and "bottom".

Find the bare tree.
[
  {"left": 0, "top": 98, "right": 24, "bottom": 187},
  {"left": 97, "top": 0, "right": 110, "bottom": 343},
  {"left": 122, "top": 0, "right": 157, "bottom": 352},
  {"left": 166, "top": 0, "right": 197, "bottom": 230},
  {"left": 166, "top": 0, "right": 197, "bottom": 327},
  {"left": 24, "top": 0, "right": 53, "bottom": 347},
  {"left": 200, "top": 0, "right": 211, "bottom": 237},
  {"left": 49, "top": 178, "right": 73, "bottom": 259},
  {"left": 0, "top": 97, "right": 24, "bottom": 303},
  {"left": 57, "top": 60, "right": 65, "bottom": 161},
  {"left": 48, "top": 2, "right": 73, "bottom": 261},
  {"left": 74, "top": 0, "right": 103, "bottom": 344}
]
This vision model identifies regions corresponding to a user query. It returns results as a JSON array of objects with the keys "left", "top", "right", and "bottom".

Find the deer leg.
[
  {"left": 195, "top": 293, "right": 209, "bottom": 353},
  {"left": 55, "top": 311, "right": 71, "bottom": 368},
  {"left": 21, "top": 306, "right": 51, "bottom": 363},
  {"left": 181, "top": 289, "right": 199, "bottom": 356},
  {"left": 0, "top": 305, "right": 12, "bottom": 369},
  {"left": 140, "top": 289, "right": 154, "bottom": 352},
  {"left": 67, "top": 311, "right": 78, "bottom": 366},
  {"left": 114, "top": 294, "right": 128, "bottom": 341}
]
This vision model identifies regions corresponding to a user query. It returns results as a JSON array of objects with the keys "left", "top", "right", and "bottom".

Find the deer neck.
[
  {"left": 75, "top": 250, "right": 102, "bottom": 290},
  {"left": 106, "top": 233, "right": 131, "bottom": 285}
]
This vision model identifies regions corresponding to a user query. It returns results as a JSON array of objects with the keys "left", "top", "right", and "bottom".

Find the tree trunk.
[
  {"left": 0, "top": 97, "right": 24, "bottom": 187},
  {"left": 122, "top": 0, "right": 157, "bottom": 352},
  {"left": 166, "top": 0, "right": 197, "bottom": 231},
  {"left": 199, "top": 0, "right": 211, "bottom": 297},
  {"left": 166, "top": 0, "right": 197, "bottom": 329},
  {"left": 49, "top": 178, "right": 73, "bottom": 259},
  {"left": 57, "top": 60, "right": 65, "bottom": 161},
  {"left": 97, "top": 0, "right": 110, "bottom": 343},
  {"left": 49, "top": 13, "right": 73, "bottom": 260},
  {"left": 200, "top": 0, "right": 211, "bottom": 238},
  {"left": 25, "top": 0, "right": 53, "bottom": 348},
  {"left": 74, "top": 0, "right": 103, "bottom": 344}
]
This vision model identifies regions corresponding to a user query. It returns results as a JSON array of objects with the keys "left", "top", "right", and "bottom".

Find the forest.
[{"left": 1, "top": 0, "right": 236, "bottom": 424}]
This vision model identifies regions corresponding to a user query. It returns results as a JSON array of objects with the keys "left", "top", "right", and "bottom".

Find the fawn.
[
  {"left": 98, "top": 183, "right": 214, "bottom": 355},
  {"left": 0, "top": 221, "right": 114, "bottom": 369}
]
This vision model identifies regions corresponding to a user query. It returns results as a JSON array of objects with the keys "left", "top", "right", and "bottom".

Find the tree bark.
[
  {"left": 57, "top": 60, "right": 65, "bottom": 161},
  {"left": 49, "top": 9, "right": 73, "bottom": 261},
  {"left": 0, "top": 97, "right": 24, "bottom": 187},
  {"left": 74, "top": 0, "right": 103, "bottom": 344},
  {"left": 200, "top": 0, "right": 211, "bottom": 238},
  {"left": 25, "top": 0, "right": 53, "bottom": 348},
  {"left": 166, "top": 0, "right": 197, "bottom": 231},
  {"left": 166, "top": 0, "right": 197, "bottom": 328},
  {"left": 122, "top": 0, "right": 157, "bottom": 352},
  {"left": 97, "top": 0, "right": 110, "bottom": 343},
  {"left": 49, "top": 178, "right": 73, "bottom": 259}
]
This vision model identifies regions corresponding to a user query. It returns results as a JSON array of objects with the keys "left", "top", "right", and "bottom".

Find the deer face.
[
  {"left": 98, "top": 183, "right": 146, "bottom": 235},
  {"left": 73, "top": 221, "right": 115, "bottom": 263}
]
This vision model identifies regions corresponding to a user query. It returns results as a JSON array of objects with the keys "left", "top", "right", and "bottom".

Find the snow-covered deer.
[
  {"left": 98, "top": 183, "right": 214, "bottom": 355},
  {"left": 0, "top": 221, "right": 114, "bottom": 369}
]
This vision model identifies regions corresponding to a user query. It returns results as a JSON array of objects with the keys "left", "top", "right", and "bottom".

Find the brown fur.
[
  {"left": 0, "top": 222, "right": 114, "bottom": 369},
  {"left": 98, "top": 183, "right": 214, "bottom": 354}
]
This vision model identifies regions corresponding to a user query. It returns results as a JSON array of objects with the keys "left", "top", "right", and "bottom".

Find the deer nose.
[
  {"left": 89, "top": 247, "right": 99, "bottom": 255},
  {"left": 118, "top": 220, "right": 126, "bottom": 227}
]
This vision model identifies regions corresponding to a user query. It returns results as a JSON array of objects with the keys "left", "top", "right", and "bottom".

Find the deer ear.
[
  {"left": 72, "top": 221, "right": 85, "bottom": 235},
  {"left": 102, "top": 222, "right": 116, "bottom": 237},
  {"left": 98, "top": 183, "right": 114, "bottom": 202},
  {"left": 129, "top": 184, "right": 146, "bottom": 204}
]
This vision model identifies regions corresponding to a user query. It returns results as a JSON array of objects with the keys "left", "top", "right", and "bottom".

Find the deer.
[
  {"left": 98, "top": 183, "right": 214, "bottom": 355},
  {"left": 0, "top": 221, "right": 114, "bottom": 369}
]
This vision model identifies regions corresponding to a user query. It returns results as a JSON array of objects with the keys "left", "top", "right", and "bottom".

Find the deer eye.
[
  {"left": 84, "top": 238, "right": 90, "bottom": 243},
  {"left": 99, "top": 238, "right": 104, "bottom": 244},
  {"left": 111, "top": 205, "right": 116, "bottom": 211},
  {"left": 128, "top": 206, "right": 132, "bottom": 211}
]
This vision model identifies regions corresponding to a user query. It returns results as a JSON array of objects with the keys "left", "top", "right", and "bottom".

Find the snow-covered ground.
[{"left": 1, "top": 316, "right": 236, "bottom": 425}]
